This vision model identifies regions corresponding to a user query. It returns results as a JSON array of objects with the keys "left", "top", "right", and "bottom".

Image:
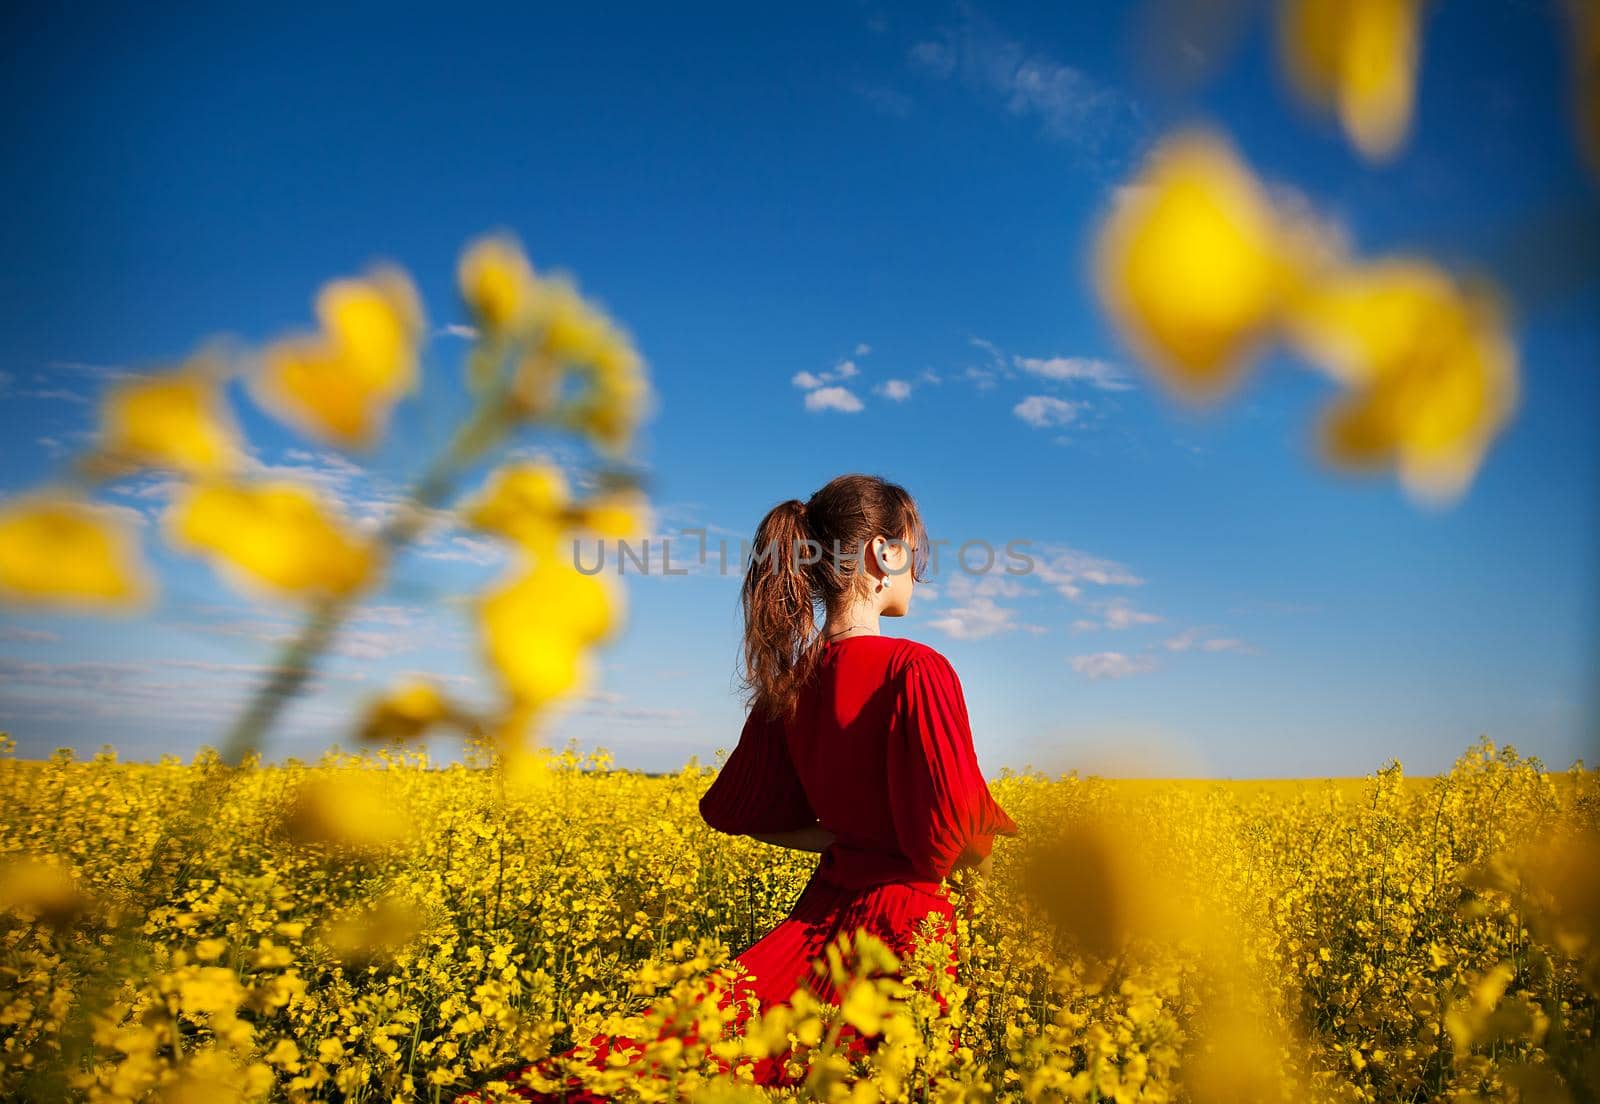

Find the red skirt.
[{"left": 469, "top": 870, "right": 961, "bottom": 1101}]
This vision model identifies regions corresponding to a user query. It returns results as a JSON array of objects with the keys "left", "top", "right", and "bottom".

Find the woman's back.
[{"left": 700, "top": 634, "right": 1017, "bottom": 891}]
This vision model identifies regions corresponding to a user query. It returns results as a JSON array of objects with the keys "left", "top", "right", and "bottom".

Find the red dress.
[{"left": 478, "top": 634, "right": 1019, "bottom": 1100}]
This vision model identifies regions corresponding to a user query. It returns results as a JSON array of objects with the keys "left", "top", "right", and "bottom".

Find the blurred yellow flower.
[
  {"left": 255, "top": 266, "right": 424, "bottom": 448},
  {"left": 465, "top": 462, "right": 571, "bottom": 553},
  {"left": 0, "top": 495, "right": 151, "bottom": 609},
  {"left": 316, "top": 892, "right": 427, "bottom": 965},
  {"left": 1278, "top": 0, "right": 1425, "bottom": 161},
  {"left": 572, "top": 489, "right": 653, "bottom": 540},
  {"left": 0, "top": 856, "right": 86, "bottom": 929},
  {"left": 515, "top": 275, "right": 652, "bottom": 453},
  {"left": 479, "top": 559, "right": 622, "bottom": 709},
  {"left": 281, "top": 773, "right": 412, "bottom": 854},
  {"left": 1285, "top": 259, "right": 1520, "bottom": 505},
  {"left": 1020, "top": 808, "right": 1205, "bottom": 968},
  {"left": 1094, "top": 130, "right": 1294, "bottom": 402},
  {"left": 535, "top": 276, "right": 611, "bottom": 365},
  {"left": 459, "top": 233, "right": 539, "bottom": 335},
  {"left": 166, "top": 481, "right": 378, "bottom": 601},
  {"left": 357, "top": 679, "right": 452, "bottom": 744},
  {"left": 1181, "top": 1004, "right": 1305, "bottom": 1103},
  {"left": 1571, "top": 0, "right": 1600, "bottom": 180},
  {"left": 572, "top": 335, "right": 652, "bottom": 457},
  {"left": 98, "top": 363, "right": 242, "bottom": 476}
]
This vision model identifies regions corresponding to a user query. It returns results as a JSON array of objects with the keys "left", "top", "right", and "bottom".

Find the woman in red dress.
[{"left": 481, "top": 473, "right": 1019, "bottom": 1100}]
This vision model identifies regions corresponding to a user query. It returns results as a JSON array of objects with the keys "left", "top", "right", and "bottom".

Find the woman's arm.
[{"left": 747, "top": 824, "right": 836, "bottom": 853}]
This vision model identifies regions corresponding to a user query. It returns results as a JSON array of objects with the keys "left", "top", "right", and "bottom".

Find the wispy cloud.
[
  {"left": 907, "top": 5, "right": 1139, "bottom": 161},
  {"left": 1164, "top": 627, "right": 1261, "bottom": 654},
  {"left": 922, "top": 572, "right": 1045, "bottom": 640},
  {"left": 1013, "top": 394, "right": 1084, "bottom": 429},
  {"left": 1014, "top": 355, "right": 1134, "bottom": 391},
  {"left": 851, "top": 83, "right": 914, "bottom": 118},
  {"left": 1097, "top": 598, "right": 1163, "bottom": 630},
  {"left": 0, "top": 627, "right": 59, "bottom": 644},
  {"left": 1069, "top": 651, "right": 1160, "bottom": 679},
  {"left": 875, "top": 379, "right": 913, "bottom": 401},
  {"left": 1027, "top": 544, "right": 1144, "bottom": 602}
]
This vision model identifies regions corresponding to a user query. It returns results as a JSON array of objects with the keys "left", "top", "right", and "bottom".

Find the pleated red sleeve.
[
  {"left": 887, "top": 651, "right": 1020, "bottom": 882},
  {"left": 699, "top": 707, "right": 817, "bottom": 836}
]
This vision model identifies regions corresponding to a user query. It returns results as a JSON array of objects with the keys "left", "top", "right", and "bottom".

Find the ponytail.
[
  {"left": 739, "top": 498, "right": 820, "bottom": 722},
  {"left": 738, "top": 475, "right": 929, "bottom": 722}
]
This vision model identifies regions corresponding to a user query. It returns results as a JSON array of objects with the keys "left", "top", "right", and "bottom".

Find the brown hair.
[{"left": 738, "top": 473, "right": 930, "bottom": 722}]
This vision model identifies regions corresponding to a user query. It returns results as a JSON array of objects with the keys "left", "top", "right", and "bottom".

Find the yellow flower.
[
  {"left": 479, "top": 559, "right": 622, "bottom": 708},
  {"left": 357, "top": 679, "right": 452, "bottom": 743},
  {"left": 255, "top": 266, "right": 424, "bottom": 448},
  {"left": 516, "top": 275, "right": 652, "bottom": 453},
  {"left": 1285, "top": 259, "right": 1519, "bottom": 506},
  {"left": 0, "top": 856, "right": 86, "bottom": 928},
  {"left": 465, "top": 462, "right": 572, "bottom": 553},
  {"left": 1570, "top": 0, "right": 1600, "bottom": 181},
  {"left": 98, "top": 362, "right": 242, "bottom": 475},
  {"left": 1094, "top": 130, "right": 1294, "bottom": 402},
  {"left": 1278, "top": 0, "right": 1425, "bottom": 162},
  {"left": 316, "top": 892, "right": 426, "bottom": 965},
  {"left": 572, "top": 489, "right": 653, "bottom": 540},
  {"left": 459, "top": 233, "right": 539, "bottom": 334},
  {"left": 166, "top": 481, "right": 378, "bottom": 600},
  {"left": 173, "top": 966, "right": 247, "bottom": 1016},
  {"left": 840, "top": 980, "right": 889, "bottom": 1036},
  {"left": 571, "top": 333, "right": 652, "bottom": 456},
  {"left": 280, "top": 774, "right": 412, "bottom": 854},
  {"left": 535, "top": 276, "right": 611, "bottom": 365},
  {"left": 0, "top": 495, "right": 151, "bottom": 609}
]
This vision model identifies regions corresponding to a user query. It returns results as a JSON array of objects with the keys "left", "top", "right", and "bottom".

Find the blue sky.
[{"left": 2, "top": 1, "right": 1596, "bottom": 777}]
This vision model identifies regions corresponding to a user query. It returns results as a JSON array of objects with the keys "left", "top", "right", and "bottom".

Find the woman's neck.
[{"left": 821, "top": 598, "right": 881, "bottom": 641}]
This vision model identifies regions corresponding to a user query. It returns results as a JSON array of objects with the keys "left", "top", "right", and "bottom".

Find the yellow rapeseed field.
[{"left": 1, "top": 734, "right": 1594, "bottom": 1103}]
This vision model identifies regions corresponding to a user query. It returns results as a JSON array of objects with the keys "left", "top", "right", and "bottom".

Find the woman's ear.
[{"left": 871, "top": 536, "right": 892, "bottom": 577}]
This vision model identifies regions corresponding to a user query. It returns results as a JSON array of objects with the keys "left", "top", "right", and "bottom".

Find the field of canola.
[{"left": 0, "top": 735, "right": 1595, "bottom": 1103}]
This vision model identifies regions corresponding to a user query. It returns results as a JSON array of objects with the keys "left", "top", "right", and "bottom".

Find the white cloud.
[
  {"left": 923, "top": 573, "right": 1046, "bottom": 640},
  {"left": 1165, "top": 627, "right": 1259, "bottom": 654},
  {"left": 908, "top": 10, "right": 1136, "bottom": 155},
  {"left": 876, "top": 379, "right": 912, "bottom": 401},
  {"left": 438, "top": 324, "right": 480, "bottom": 340},
  {"left": 942, "top": 572, "right": 1029, "bottom": 600},
  {"left": 926, "top": 597, "right": 1023, "bottom": 640},
  {"left": 793, "top": 358, "right": 864, "bottom": 406},
  {"left": 1028, "top": 544, "right": 1145, "bottom": 602},
  {"left": 414, "top": 534, "right": 504, "bottom": 566},
  {"left": 855, "top": 343, "right": 873, "bottom": 356},
  {"left": 805, "top": 387, "right": 865, "bottom": 414},
  {"left": 1069, "top": 651, "right": 1159, "bottom": 680},
  {"left": 1101, "top": 600, "right": 1163, "bottom": 630},
  {"left": 0, "top": 627, "right": 59, "bottom": 643},
  {"left": 1014, "top": 355, "right": 1133, "bottom": 391},
  {"left": 1013, "top": 395, "right": 1083, "bottom": 428}
]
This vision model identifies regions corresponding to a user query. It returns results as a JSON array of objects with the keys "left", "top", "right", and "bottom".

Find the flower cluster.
[
  {"left": 0, "top": 233, "right": 654, "bottom": 771},
  {"left": 1094, "top": 129, "right": 1519, "bottom": 507},
  {"left": 0, "top": 736, "right": 1593, "bottom": 1101}
]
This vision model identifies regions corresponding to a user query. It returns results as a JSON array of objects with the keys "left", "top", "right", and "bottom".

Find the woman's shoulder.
[{"left": 876, "top": 635, "right": 956, "bottom": 681}]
